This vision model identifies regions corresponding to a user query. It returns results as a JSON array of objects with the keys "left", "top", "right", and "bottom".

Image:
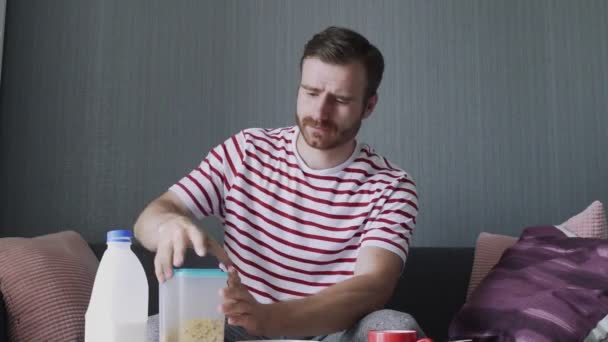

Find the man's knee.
[
  {"left": 359, "top": 309, "right": 420, "bottom": 331},
  {"left": 323, "top": 310, "right": 424, "bottom": 342},
  {"left": 356, "top": 309, "right": 425, "bottom": 338}
]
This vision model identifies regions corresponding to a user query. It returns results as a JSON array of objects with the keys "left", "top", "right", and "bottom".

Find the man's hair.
[{"left": 300, "top": 26, "right": 385, "bottom": 101}]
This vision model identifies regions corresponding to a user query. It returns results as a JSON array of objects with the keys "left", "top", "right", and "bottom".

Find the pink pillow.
[
  {"left": 560, "top": 200, "right": 607, "bottom": 239},
  {"left": 466, "top": 233, "right": 517, "bottom": 299},
  {"left": 0, "top": 231, "right": 99, "bottom": 341}
]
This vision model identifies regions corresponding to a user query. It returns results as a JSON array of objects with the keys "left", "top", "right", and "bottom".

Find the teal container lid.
[{"left": 173, "top": 268, "right": 227, "bottom": 277}]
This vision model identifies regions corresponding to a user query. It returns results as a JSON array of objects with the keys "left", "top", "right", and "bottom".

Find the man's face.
[{"left": 296, "top": 57, "right": 377, "bottom": 150}]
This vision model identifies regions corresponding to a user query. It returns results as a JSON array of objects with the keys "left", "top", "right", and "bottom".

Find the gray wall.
[{"left": 1, "top": 0, "right": 607, "bottom": 246}]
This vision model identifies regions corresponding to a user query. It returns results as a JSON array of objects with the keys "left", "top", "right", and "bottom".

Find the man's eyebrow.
[
  {"left": 300, "top": 84, "right": 321, "bottom": 92},
  {"left": 300, "top": 84, "right": 354, "bottom": 101}
]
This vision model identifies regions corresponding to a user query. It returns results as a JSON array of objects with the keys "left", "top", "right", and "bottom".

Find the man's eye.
[
  {"left": 307, "top": 92, "right": 318, "bottom": 97},
  {"left": 336, "top": 98, "right": 349, "bottom": 104}
]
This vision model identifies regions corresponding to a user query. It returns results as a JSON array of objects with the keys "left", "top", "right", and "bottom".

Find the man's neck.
[{"left": 296, "top": 133, "right": 357, "bottom": 170}]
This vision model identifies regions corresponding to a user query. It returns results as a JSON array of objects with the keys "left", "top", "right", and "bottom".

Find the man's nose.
[{"left": 311, "top": 95, "right": 332, "bottom": 120}]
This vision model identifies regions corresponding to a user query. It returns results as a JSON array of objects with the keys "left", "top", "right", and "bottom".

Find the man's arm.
[
  {"left": 269, "top": 246, "right": 402, "bottom": 335},
  {"left": 134, "top": 191, "right": 231, "bottom": 282},
  {"left": 134, "top": 191, "right": 192, "bottom": 251},
  {"left": 221, "top": 246, "right": 403, "bottom": 336}
]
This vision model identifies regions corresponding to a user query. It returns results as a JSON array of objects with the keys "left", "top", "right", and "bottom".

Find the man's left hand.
[{"left": 219, "top": 267, "right": 271, "bottom": 335}]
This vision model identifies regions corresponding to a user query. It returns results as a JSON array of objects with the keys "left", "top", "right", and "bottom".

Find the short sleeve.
[
  {"left": 360, "top": 175, "right": 418, "bottom": 263},
  {"left": 169, "top": 131, "right": 247, "bottom": 220}
]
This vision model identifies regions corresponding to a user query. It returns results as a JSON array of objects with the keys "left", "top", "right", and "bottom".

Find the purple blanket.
[{"left": 449, "top": 226, "right": 608, "bottom": 342}]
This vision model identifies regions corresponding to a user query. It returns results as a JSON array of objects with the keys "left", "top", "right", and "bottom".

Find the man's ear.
[{"left": 363, "top": 93, "right": 379, "bottom": 119}]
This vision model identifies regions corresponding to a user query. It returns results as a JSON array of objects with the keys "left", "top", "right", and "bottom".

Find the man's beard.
[{"left": 295, "top": 112, "right": 363, "bottom": 150}]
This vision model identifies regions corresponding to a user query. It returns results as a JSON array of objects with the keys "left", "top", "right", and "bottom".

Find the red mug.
[{"left": 368, "top": 330, "right": 433, "bottom": 342}]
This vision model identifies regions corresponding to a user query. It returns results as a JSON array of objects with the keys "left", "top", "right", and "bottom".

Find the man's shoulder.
[
  {"left": 241, "top": 126, "right": 295, "bottom": 137},
  {"left": 239, "top": 126, "right": 297, "bottom": 149},
  {"left": 356, "top": 145, "right": 414, "bottom": 185}
]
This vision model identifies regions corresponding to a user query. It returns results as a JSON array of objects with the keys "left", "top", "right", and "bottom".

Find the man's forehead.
[{"left": 300, "top": 58, "right": 366, "bottom": 96}]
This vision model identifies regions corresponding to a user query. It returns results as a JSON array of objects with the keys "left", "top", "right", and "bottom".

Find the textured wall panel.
[{"left": 1, "top": 0, "right": 607, "bottom": 246}]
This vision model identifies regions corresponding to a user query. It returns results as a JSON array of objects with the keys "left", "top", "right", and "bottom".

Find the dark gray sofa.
[{"left": 0, "top": 244, "right": 474, "bottom": 342}]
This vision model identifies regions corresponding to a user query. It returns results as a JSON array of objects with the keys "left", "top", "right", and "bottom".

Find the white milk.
[{"left": 85, "top": 229, "right": 149, "bottom": 342}]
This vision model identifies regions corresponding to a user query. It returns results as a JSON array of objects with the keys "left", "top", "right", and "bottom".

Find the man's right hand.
[{"left": 154, "top": 215, "right": 231, "bottom": 283}]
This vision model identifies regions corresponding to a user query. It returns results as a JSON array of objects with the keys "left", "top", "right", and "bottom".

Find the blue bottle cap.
[{"left": 107, "top": 229, "right": 133, "bottom": 242}]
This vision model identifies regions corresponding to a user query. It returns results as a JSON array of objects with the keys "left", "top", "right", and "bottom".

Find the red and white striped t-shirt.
[{"left": 169, "top": 126, "right": 418, "bottom": 304}]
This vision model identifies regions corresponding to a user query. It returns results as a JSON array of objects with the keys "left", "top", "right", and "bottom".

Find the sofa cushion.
[
  {"left": 466, "top": 200, "right": 608, "bottom": 298},
  {"left": 450, "top": 226, "right": 608, "bottom": 341},
  {"left": 466, "top": 233, "right": 517, "bottom": 299},
  {"left": 0, "top": 231, "right": 99, "bottom": 341}
]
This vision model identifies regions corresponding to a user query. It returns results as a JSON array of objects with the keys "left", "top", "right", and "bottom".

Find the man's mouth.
[
  {"left": 300, "top": 115, "right": 336, "bottom": 133},
  {"left": 308, "top": 125, "right": 334, "bottom": 136}
]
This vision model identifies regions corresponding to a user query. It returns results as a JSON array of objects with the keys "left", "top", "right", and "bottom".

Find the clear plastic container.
[
  {"left": 85, "top": 229, "right": 149, "bottom": 342},
  {"left": 160, "top": 268, "right": 228, "bottom": 342}
]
